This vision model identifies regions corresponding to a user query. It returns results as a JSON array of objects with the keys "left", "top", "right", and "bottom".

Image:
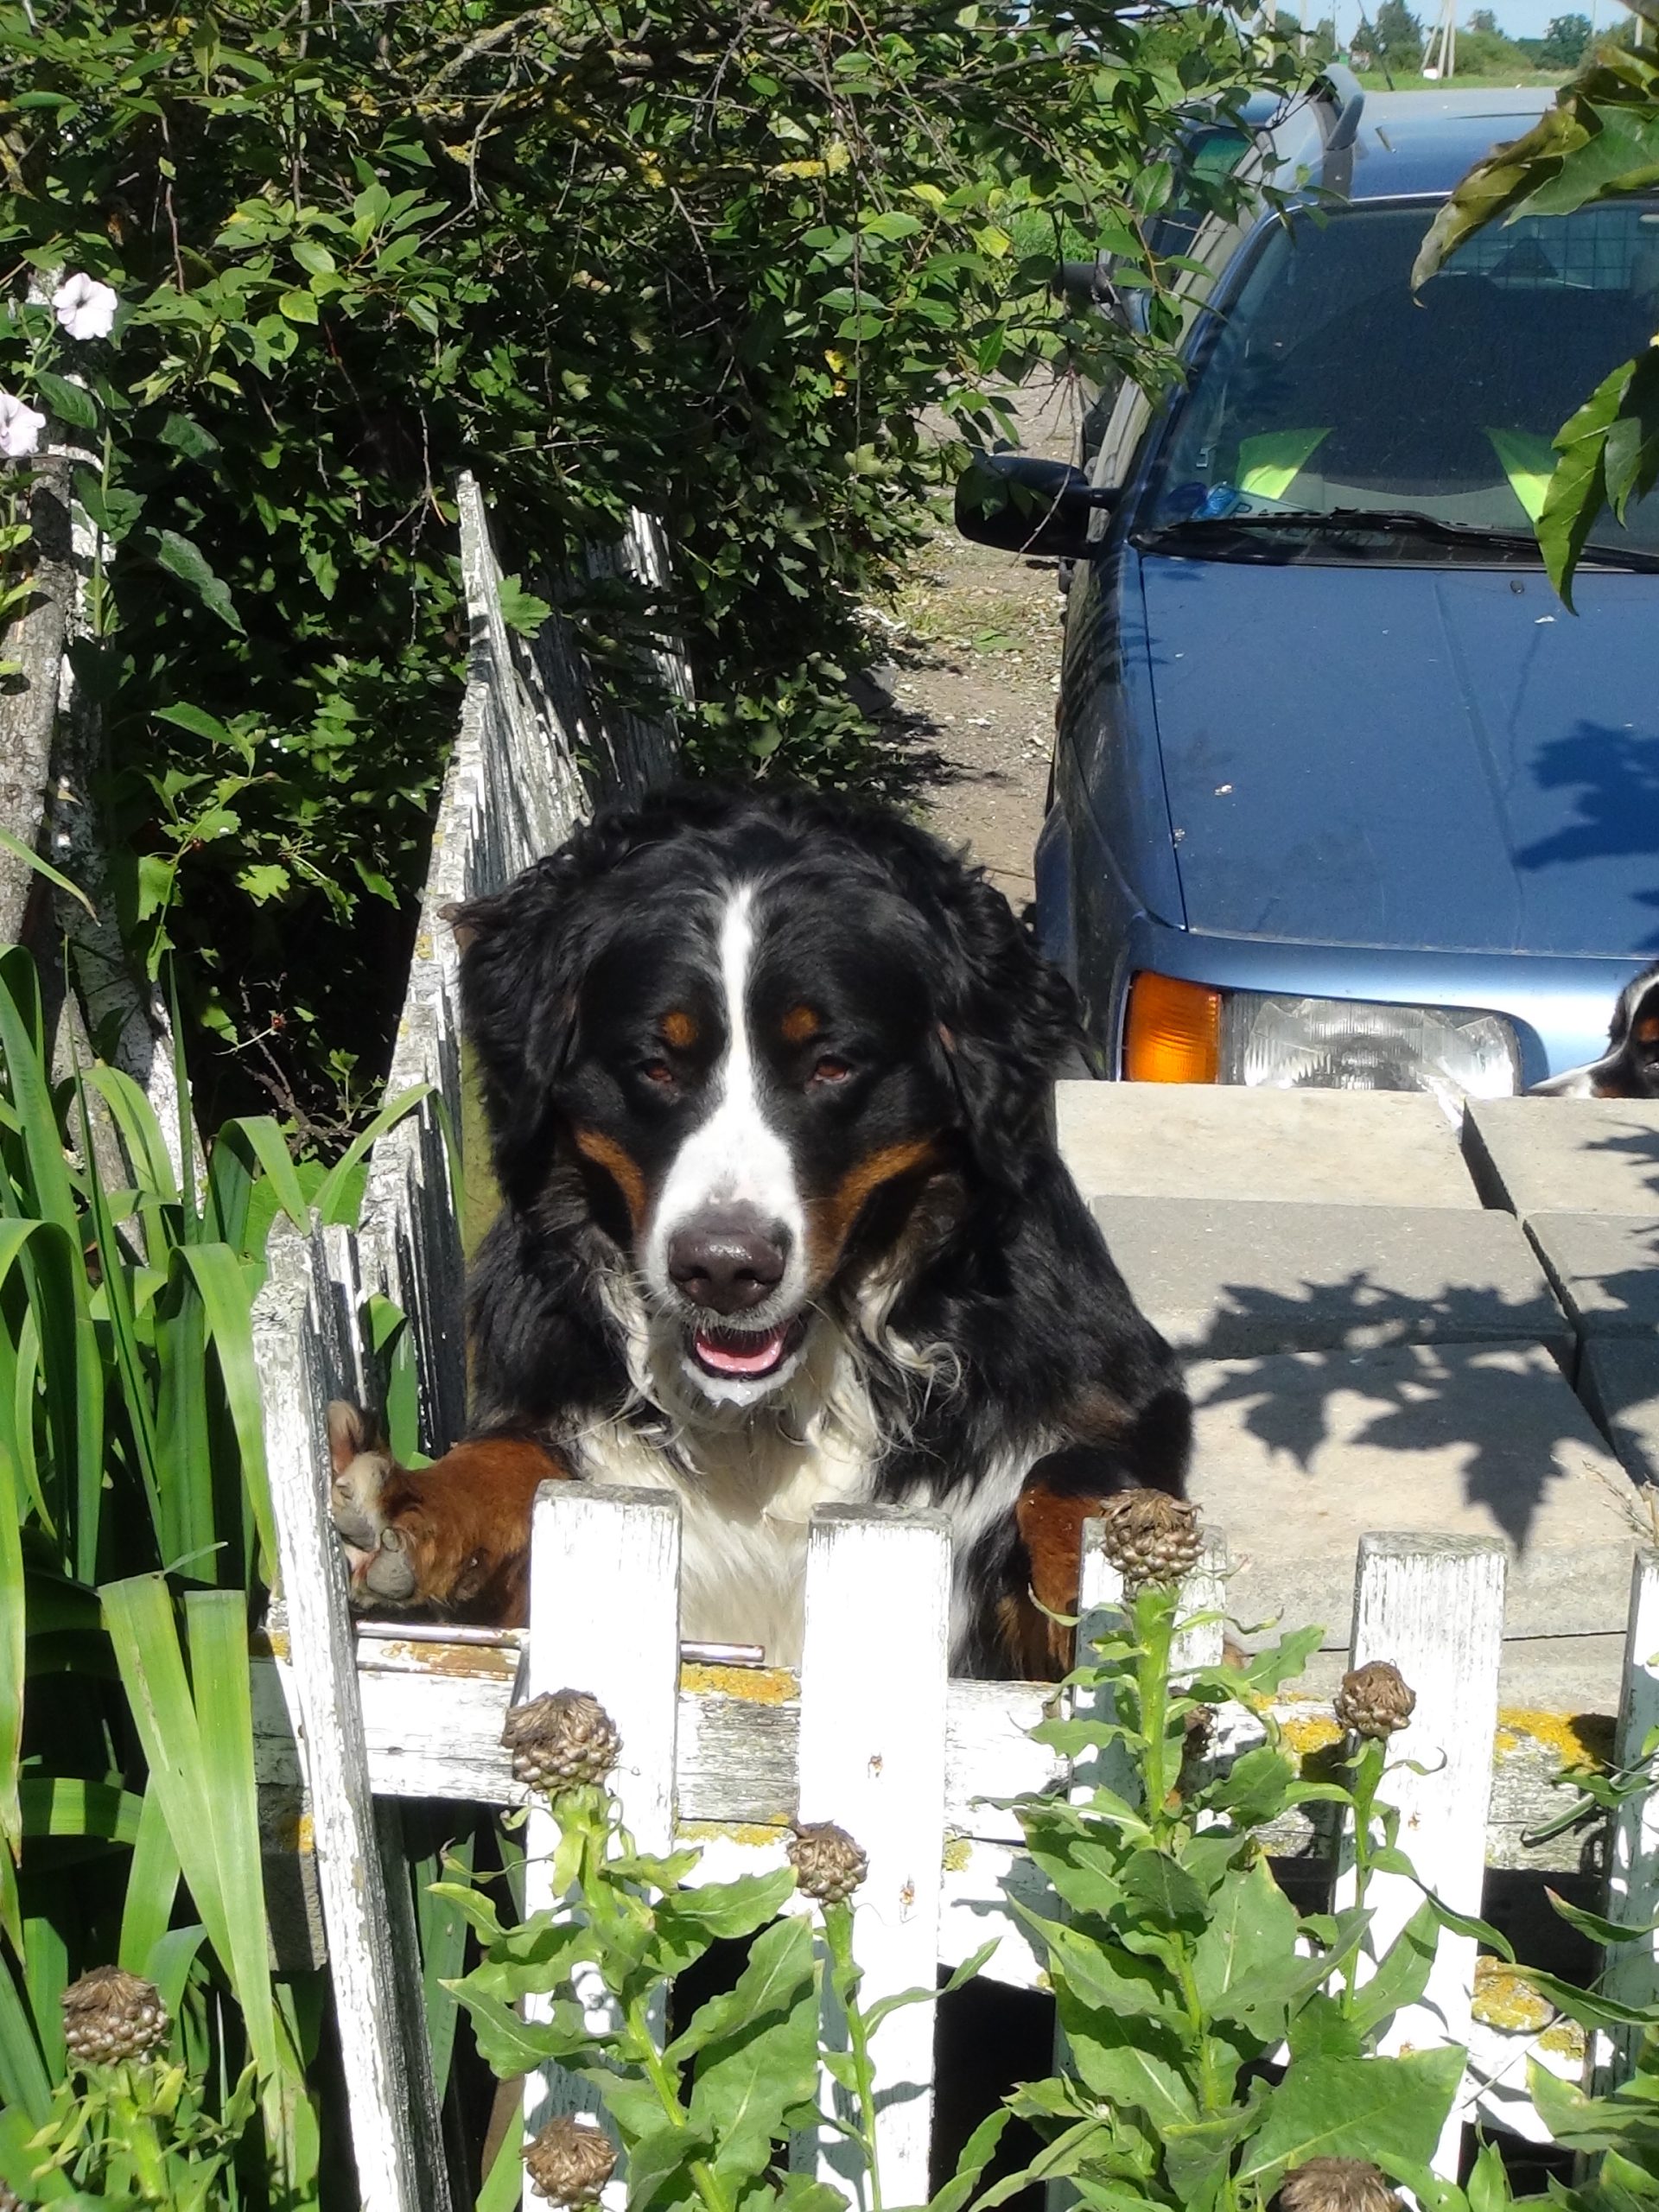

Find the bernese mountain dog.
[
  {"left": 1531, "top": 962, "right": 1659, "bottom": 1100},
  {"left": 329, "top": 789, "right": 1189, "bottom": 1678}
]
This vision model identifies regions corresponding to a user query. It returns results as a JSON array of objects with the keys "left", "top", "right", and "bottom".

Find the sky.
[{"left": 1322, "top": 0, "right": 1612, "bottom": 46}]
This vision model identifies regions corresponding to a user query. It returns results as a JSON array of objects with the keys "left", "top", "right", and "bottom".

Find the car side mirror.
[{"left": 953, "top": 453, "right": 1114, "bottom": 562}]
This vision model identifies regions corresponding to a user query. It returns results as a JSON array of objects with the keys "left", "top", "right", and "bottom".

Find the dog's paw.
[{"left": 326, "top": 1400, "right": 420, "bottom": 1606}]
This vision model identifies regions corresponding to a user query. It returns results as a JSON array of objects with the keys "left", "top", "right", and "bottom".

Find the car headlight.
[{"left": 1123, "top": 974, "right": 1519, "bottom": 1112}]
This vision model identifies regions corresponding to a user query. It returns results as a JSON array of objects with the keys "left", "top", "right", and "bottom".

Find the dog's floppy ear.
[
  {"left": 936, "top": 872, "right": 1080, "bottom": 1174},
  {"left": 454, "top": 809, "right": 652, "bottom": 1200}
]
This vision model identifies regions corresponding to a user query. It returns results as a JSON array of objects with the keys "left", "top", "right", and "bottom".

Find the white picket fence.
[{"left": 251, "top": 1361, "right": 1659, "bottom": 2210}]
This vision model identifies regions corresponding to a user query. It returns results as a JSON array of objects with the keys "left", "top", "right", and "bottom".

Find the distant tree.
[
  {"left": 1457, "top": 21, "right": 1530, "bottom": 68},
  {"left": 1466, "top": 8, "right": 1498, "bottom": 29},
  {"left": 1541, "top": 9, "right": 1592, "bottom": 61},
  {"left": 1373, "top": 0, "right": 1426, "bottom": 67}
]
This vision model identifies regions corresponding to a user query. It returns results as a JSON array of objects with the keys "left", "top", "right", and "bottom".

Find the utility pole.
[{"left": 1421, "top": 0, "right": 1458, "bottom": 74}]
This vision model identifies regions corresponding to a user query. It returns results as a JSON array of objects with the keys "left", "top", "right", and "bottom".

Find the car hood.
[{"left": 1140, "top": 555, "right": 1659, "bottom": 957}]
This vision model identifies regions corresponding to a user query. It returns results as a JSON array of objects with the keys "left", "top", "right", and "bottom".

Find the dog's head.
[
  {"left": 1532, "top": 962, "right": 1659, "bottom": 1100},
  {"left": 454, "top": 790, "right": 1079, "bottom": 1411}
]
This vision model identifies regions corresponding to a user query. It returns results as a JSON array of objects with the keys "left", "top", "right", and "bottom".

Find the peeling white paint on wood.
[
  {"left": 1596, "top": 1548, "right": 1659, "bottom": 2089},
  {"left": 1341, "top": 1532, "right": 1506, "bottom": 2176},
  {"left": 796, "top": 1503, "right": 952, "bottom": 2209}
]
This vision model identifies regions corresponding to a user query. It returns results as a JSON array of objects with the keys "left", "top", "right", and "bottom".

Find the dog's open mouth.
[{"left": 689, "top": 1318, "right": 805, "bottom": 1381}]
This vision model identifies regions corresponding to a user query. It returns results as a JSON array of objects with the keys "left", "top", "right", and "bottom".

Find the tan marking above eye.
[
  {"left": 572, "top": 1126, "right": 649, "bottom": 1228},
  {"left": 661, "top": 1008, "right": 698, "bottom": 1049},
  {"left": 781, "top": 1004, "right": 821, "bottom": 1044}
]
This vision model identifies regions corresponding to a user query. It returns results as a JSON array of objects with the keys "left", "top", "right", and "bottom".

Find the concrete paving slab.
[
  {"left": 1525, "top": 1213, "right": 1659, "bottom": 1342},
  {"left": 1464, "top": 1096, "right": 1659, "bottom": 1220},
  {"left": 1093, "top": 1196, "right": 1566, "bottom": 1358},
  {"left": 1056, "top": 1081, "right": 1479, "bottom": 1207},
  {"left": 1579, "top": 1338, "right": 1659, "bottom": 1494},
  {"left": 1185, "top": 1340, "right": 1643, "bottom": 1653}
]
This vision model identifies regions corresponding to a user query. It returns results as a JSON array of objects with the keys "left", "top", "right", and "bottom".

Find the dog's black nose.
[{"left": 667, "top": 1211, "right": 788, "bottom": 1313}]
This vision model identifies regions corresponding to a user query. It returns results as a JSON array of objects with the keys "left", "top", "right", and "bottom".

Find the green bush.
[{"left": 0, "top": 0, "right": 1288, "bottom": 1125}]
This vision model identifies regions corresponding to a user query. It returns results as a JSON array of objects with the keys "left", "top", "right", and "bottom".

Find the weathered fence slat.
[
  {"left": 253, "top": 1223, "right": 452, "bottom": 2212},
  {"left": 1341, "top": 1532, "right": 1507, "bottom": 2176},
  {"left": 795, "top": 1503, "right": 952, "bottom": 2209},
  {"left": 1595, "top": 1548, "right": 1659, "bottom": 2090},
  {"left": 519, "top": 1481, "right": 683, "bottom": 2207}
]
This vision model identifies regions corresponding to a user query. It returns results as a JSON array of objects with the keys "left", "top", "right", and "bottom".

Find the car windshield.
[{"left": 1142, "top": 197, "right": 1659, "bottom": 559}]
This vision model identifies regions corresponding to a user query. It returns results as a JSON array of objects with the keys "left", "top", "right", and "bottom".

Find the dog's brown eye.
[{"left": 810, "top": 1055, "right": 852, "bottom": 1086}]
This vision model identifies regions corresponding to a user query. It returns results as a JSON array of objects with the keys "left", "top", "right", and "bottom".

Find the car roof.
[{"left": 1255, "top": 83, "right": 1551, "bottom": 203}]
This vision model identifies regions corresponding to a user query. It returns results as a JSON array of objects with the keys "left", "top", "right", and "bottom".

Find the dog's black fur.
[
  {"left": 397, "top": 788, "right": 1189, "bottom": 1673},
  {"left": 1532, "top": 961, "right": 1659, "bottom": 1100}
]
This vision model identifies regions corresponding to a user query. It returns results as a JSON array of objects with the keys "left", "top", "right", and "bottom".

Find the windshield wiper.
[{"left": 1140, "top": 506, "right": 1659, "bottom": 573}]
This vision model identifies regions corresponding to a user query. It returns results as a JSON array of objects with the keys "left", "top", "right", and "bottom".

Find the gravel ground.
[{"left": 873, "top": 374, "right": 1089, "bottom": 909}]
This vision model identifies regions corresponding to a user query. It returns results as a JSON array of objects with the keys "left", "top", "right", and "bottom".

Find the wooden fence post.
[
  {"left": 1340, "top": 1532, "right": 1506, "bottom": 2177},
  {"left": 795, "top": 1503, "right": 952, "bottom": 2210},
  {"left": 1595, "top": 1548, "right": 1659, "bottom": 2091},
  {"left": 253, "top": 1222, "right": 453, "bottom": 2212},
  {"left": 518, "top": 1483, "right": 683, "bottom": 2206}
]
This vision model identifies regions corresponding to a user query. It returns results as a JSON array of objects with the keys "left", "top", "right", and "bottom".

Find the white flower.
[
  {"left": 0, "top": 391, "right": 46, "bottom": 458},
  {"left": 51, "top": 272, "right": 118, "bottom": 341}
]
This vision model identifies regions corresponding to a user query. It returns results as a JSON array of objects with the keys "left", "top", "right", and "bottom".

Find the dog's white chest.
[{"left": 573, "top": 1417, "right": 873, "bottom": 1667}]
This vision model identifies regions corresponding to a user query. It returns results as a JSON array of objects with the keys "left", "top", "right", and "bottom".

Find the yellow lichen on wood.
[
  {"left": 1471, "top": 1957, "right": 1554, "bottom": 2033},
  {"left": 1491, "top": 1708, "right": 1615, "bottom": 1770},
  {"left": 677, "top": 1820, "right": 787, "bottom": 1847},
  {"left": 942, "top": 1835, "right": 972, "bottom": 1873},
  {"left": 1280, "top": 1714, "right": 1344, "bottom": 1758},
  {"left": 680, "top": 1662, "right": 798, "bottom": 1705}
]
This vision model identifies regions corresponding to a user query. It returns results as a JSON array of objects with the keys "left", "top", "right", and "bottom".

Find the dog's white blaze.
[{"left": 645, "top": 885, "right": 806, "bottom": 1330}]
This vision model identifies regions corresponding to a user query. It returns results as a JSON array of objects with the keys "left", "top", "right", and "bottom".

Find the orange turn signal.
[{"left": 1123, "top": 972, "right": 1222, "bottom": 1084}]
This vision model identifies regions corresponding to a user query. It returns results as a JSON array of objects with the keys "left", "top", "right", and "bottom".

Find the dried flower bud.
[
  {"left": 502, "top": 1690, "right": 620, "bottom": 1796},
  {"left": 61, "top": 1966, "right": 168, "bottom": 2068},
  {"left": 1275, "top": 2158, "right": 1402, "bottom": 2212},
  {"left": 0, "top": 2179, "right": 22, "bottom": 2212},
  {"left": 1096, "top": 1489, "right": 1203, "bottom": 1589},
  {"left": 524, "top": 2117, "right": 617, "bottom": 2206},
  {"left": 1334, "top": 1660, "right": 1416, "bottom": 1741},
  {"left": 788, "top": 1821, "right": 868, "bottom": 1904}
]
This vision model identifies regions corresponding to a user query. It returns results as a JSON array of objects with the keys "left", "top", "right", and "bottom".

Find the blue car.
[{"left": 959, "top": 80, "right": 1659, "bottom": 1106}]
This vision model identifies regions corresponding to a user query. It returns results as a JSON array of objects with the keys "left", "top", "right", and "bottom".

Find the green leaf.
[
  {"left": 927, "top": 2108, "right": 1012, "bottom": 2212},
  {"left": 498, "top": 574, "right": 556, "bottom": 637},
  {"left": 151, "top": 531, "right": 245, "bottom": 632},
  {"left": 278, "top": 287, "right": 320, "bottom": 324},
  {"left": 1012, "top": 1904, "right": 1182, "bottom": 2023},
  {"left": 71, "top": 469, "right": 143, "bottom": 543},
  {"left": 1055, "top": 1986, "right": 1198, "bottom": 2130},
  {"left": 1347, "top": 1901, "right": 1439, "bottom": 2038},
  {"left": 33, "top": 370, "right": 98, "bottom": 430},
  {"left": 1119, "top": 1847, "right": 1207, "bottom": 1932},
  {"left": 154, "top": 701, "right": 242, "bottom": 749},
  {"left": 158, "top": 412, "right": 220, "bottom": 461},
  {"left": 1190, "top": 1857, "right": 1305, "bottom": 2036},
  {"left": 688, "top": 1915, "right": 819, "bottom": 2182},
  {"left": 1235, "top": 2046, "right": 1467, "bottom": 2191}
]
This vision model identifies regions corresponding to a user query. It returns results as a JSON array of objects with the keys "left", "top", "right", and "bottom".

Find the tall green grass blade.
[
  {"left": 368, "top": 1294, "right": 423, "bottom": 1465},
  {"left": 10, "top": 1305, "right": 54, "bottom": 1535},
  {"left": 80, "top": 1095, "right": 162, "bottom": 1567},
  {"left": 0, "top": 823, "right": 95, "bottom": 918},
  {"left": 0, "top": 1960, "right": 51, "bottom": 2124},
  {"left": 475, "top": 2107, "right": 524, "bottom": 2212},
  {"left": 81, "top": 1063, "right": 181, "bottom": 1265},
  {"left": 0, "top": 1440, "right": 22, "bottom": 1897},
  {"left": 414, "top": 1820, "right": 472, "bottom": 2098},
  {"left": 19, "top": 1778, "right": 144, "bottom": 1844},
  {"left": 178, "top": 1244, "right": 274, "bottom": 1572},
  {"left": 100, "top": 1576, "right": 234, "bottom": 1993},
  {"left": 142, "top": 1922, "right": 208, "bottom": 2034},
  {"left": 20, "top": 1910, "right": 66, "bottom": 2080},
  {"left": 182, "top": 1591, "right": 278, "bottom": 2077},
  {"left": 315, "top": 1082, "right": 432, "bottom": 1225},
  {"left": 118, "top": 1788, "right": 181, "bottom": 1973},
  {"left": 153, "top": 1268, "right": 215, "bottom": 1579},
  {"left": 0, "top": 2101, "right": 67, "bottom": 2202},
  {"left": 217, "top": 1117, "right": 310, "bottom": 1235},
  {"left": 0, "top": 952, "right": 77, "bottom": 1238}
]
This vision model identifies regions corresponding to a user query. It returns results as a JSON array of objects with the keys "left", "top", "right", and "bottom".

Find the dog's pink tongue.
[{"left": 696, "top": 1325, "right": 789, "bottom": 1376}]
